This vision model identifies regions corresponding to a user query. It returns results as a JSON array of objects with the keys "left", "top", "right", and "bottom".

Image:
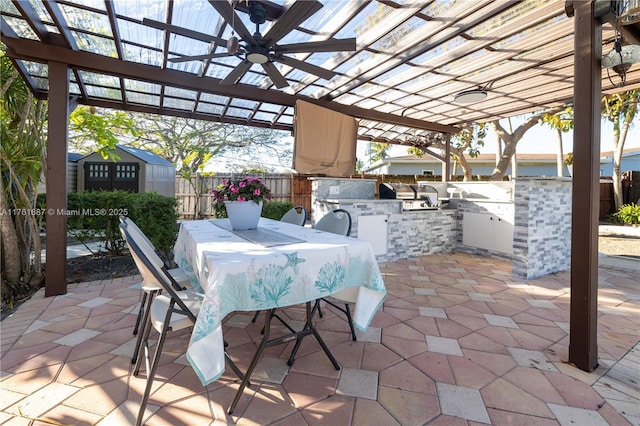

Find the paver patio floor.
[{"left": 1, "top": 252, "right": 638, "bottom": 425}]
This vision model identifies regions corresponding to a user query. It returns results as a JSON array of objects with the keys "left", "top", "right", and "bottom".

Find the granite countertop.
[
  {"left": 449, "top": 198, "right": 514, "bottom": 203},
  {"left": 318, "top": 198, "right": 400, "bottom": 203}
]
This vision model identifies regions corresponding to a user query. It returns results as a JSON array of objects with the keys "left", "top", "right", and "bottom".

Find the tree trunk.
[
  {"left": 612, "top": 119, "right": 628, "bottom": 209},
  {"left": 0, "top": 189, "right": 22, "bottom": 286},
  {"left": 491, "top": 142, "right": 517, "bottom": 181},
  {"left": 457, "top": 155, "right": 473, "bottom": 181},
  {"left": 555, "top": 128, "right": 564, "bottom": 176}
]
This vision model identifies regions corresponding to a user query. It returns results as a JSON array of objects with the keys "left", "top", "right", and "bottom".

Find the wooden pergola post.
[
  {"left": 569, "top": 0, "right": 601, "bottom": 371},
  {"left": 44, "top": 61, "right": 70, "bottom": 296}
]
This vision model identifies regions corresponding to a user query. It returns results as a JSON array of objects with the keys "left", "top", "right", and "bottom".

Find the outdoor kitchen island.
[
  {"left": 310, "top": 177, "right": 457, "bottom": 263},
  {"left": 310, "top": 177, "right": 573, "bottom": 280}
]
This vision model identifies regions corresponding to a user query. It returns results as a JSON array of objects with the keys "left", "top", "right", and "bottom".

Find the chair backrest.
[
  {"left": 120, "top": 216, "right": 156, "bottom": 250},
  {"left": 280, "top": 206, "right": 307, "bottom": 226},
  {"left": 314, "top": 209, "right": 352, "bottom": 236},
  {"left": 120, "top": 223, "right": 197, "bottom": 322},
  {"left": 120, "top": 221, "right": 184, "bottom": 291}
]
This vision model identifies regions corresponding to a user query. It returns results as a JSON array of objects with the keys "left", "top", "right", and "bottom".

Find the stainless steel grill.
[{"left": 379, "top": 183, "right": 439, "bottom": 211}]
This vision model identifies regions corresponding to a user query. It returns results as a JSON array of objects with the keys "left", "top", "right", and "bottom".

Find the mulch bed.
[{"left": 66, "top": 253, "right": 139, "bottom": 283}]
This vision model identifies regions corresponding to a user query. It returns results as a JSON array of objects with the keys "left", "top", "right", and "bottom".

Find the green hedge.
[
  {"left": 41, "top": 191, "right": 178, "bottom": 255},
  {"left": 262, "top": 201, "right": 294, "bottom": 220},
  {"left": 213, "top": 200, "right": 294, "bottom": 221}
]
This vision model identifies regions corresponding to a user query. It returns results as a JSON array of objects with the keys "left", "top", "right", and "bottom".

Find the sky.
[{"left": 357, "top": 117, "right": 640, "bottom": 166}]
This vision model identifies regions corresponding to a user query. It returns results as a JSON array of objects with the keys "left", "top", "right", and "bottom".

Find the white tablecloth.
[{"left": 173, "top": 218, "right": 386, "bottom": 385}]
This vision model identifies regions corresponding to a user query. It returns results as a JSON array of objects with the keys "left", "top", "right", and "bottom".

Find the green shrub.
[
  {"left": 612, "top": 203, "right": 640, "bottom": 225},
  {"left": 64, "top": 191, "right": 178, "bottom": 255},
  {"left": 262, "top": 201, "right": 294, "bottom": 221},
  {"left": 129, "top": 192, "right": 179, "bottom": 255},
  {"left": 212, "top": 202, "right": 227, "bottom": 219},
  {"left": 213, "top": 200, "right": 295, "bottom": 221}
]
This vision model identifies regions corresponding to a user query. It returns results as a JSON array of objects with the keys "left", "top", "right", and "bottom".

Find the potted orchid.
[{"left": 210, "top": 177, "right": 271, "bottom": 229}]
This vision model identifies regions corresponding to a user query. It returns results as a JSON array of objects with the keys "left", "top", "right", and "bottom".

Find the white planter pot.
[{"left": 224, "top": 200, "right": 263, "bottom": 230}]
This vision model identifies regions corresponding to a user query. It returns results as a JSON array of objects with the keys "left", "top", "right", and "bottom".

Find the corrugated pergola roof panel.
[{"left": 2, "top": 0, "right": 640, "bottom": 143}]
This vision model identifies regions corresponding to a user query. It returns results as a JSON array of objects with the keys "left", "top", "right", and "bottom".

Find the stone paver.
[{"left": 0, "top": 253, "right": 637, "bottom": 425}]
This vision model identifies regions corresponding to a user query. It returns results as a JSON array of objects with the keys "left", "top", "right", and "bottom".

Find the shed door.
[{"left": 85, "top": 162, "right": 139, "bottom": 192}]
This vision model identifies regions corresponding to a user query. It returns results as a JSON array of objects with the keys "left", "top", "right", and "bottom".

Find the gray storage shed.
[{"left": 77, "top": 145, "right": 175, "bottom": 197}]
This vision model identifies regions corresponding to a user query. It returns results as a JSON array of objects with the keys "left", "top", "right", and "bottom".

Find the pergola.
[{"left": 2, "top": 0, "right": 640, "bottom": 373}]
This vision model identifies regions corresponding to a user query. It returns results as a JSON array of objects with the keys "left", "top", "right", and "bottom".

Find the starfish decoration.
[{"left": 284, "top": 252, "right": 305, "bottom": 274}]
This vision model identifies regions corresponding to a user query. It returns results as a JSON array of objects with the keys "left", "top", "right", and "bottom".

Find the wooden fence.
[{"left": 176, "top": 174, "right": 313, "bottom": 219}]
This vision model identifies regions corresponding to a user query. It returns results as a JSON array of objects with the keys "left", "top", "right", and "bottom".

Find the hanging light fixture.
[
  {"left": 227, "top": 0, "right": 240, "bottom": 54},
  {"left": 602, "top": 44, "right": 640, "bottom": 73},
  {"left": 602, "top": 2, "right": 640, "bottom": 86},
  {"left": 227, "top": 35, "right": 239, "bottom": 54},
  {"left": 453, "top": 81, "right": 493, "bottom": 104},
  {"left": 453, "top": 88, "right": 487, "bottom": 104}
]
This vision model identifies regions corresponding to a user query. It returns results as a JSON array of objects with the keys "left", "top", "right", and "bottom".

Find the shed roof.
[
  {"left": 68, "top": 152, "right": 83, "bottom": 162},
  {"left": 116, "top": 145, "right": 173, "bottom": 166},
  {"left": 77, "top": 145, "right": 174, "bottom": 167}
]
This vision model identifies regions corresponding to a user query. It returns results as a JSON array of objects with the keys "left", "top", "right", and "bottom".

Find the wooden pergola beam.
[{"left": 1, "top": 36, "right": 458, "bottom": 135}]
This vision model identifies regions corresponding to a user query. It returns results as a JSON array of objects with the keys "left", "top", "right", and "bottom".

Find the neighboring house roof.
[
  {"left": 68, "top": 152, "right": 83, "bottom": 162},
  {"left": 600, "top": 147, "right": 640, "bottom": 160},
  {"left": 364, "top": 147, "right": 640, "bottom": 172}
]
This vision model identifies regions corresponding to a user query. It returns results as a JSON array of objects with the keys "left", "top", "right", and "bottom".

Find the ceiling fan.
[{"left": 144, "top": 0, "right": 356, "bottom": 89}]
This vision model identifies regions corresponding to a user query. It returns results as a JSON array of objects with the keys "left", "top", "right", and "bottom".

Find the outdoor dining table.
[{"left": 172, "top": 217, "right": 386, "bottom": 413}]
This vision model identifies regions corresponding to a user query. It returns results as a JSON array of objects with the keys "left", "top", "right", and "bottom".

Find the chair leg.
[
  {"left": 133, "top": 291, "right": 147, "bottom": 336},
  {"left": 132, "top": 290, "right": 157, "bottom": 365},
  {"left": 136, "top": 315, "right": 171, "bottom": 426},
  {"left": 321, "top": 298, "right": 357, "bottom": 342},
  {"left": 133, "top": 304, "right": 154, "bottom": 376},
  {"left": 251, "top": 310, "right": 261, "bottom": 323},
  {"left": 344, "top": 303, "right": 357, "bottom": 341},
  {"left": 224, "top": 352, "right": 249, "bottom": 385}
]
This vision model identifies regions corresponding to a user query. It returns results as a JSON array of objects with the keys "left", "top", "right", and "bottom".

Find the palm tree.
[
  {"left": 601, "top": 89, "right": 639, "bottom": 209},
  {"left": 1, "top": 48, "right": 47, "bottom": 303},
  {"left": 368, "top": 142, "right": 390, "bottom": 163}
]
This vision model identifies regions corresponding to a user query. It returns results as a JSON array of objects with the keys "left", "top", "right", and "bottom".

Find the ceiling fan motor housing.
[{"left": 249, "top": 2, "right": 267, "bottom": 25}]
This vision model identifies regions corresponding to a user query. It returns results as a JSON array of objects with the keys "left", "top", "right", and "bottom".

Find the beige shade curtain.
[{"left": 292, "top": 100, "right": 358, "bottom": 176}]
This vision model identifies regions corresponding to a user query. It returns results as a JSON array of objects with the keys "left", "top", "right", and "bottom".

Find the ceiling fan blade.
[
  {"left": 168, "top": 52, "right": 236, "bottom": 63},
  {"left": 261, "top": 62, "right": 289, "bottom": 88},
  {"left": 263, "top": 0, "right": 323, "bottom": 48},
  {"left": 208, "top": 0, "right": 256, "bottom": 45},
  {"left": 272, "top": 55, "right": 335, "bottom": 80},
  {"left": 220, "top": 60, "right": 253, "bottom": 85},
  {"left": 142, "top": 18, "right": 227, "bottom": 46},
  {"left": 275, "top": 38, "right": 357, "bottom": 54}
]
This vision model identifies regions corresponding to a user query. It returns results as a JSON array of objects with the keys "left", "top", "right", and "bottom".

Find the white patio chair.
[
  {"left": 119, "top": 216, "right": 191, "bottom": 365},
  {"left": 120, "top": 223, "right": 246, "bottom": 426},
  {"left": 280, "top": 205, "right": 307, "bottom": 226},
  {"left": 313, "top": 209, "right": 357, "bottom": 341},
  {"left": 314, "top": 208, "right": 351, "bottom": 237}
]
